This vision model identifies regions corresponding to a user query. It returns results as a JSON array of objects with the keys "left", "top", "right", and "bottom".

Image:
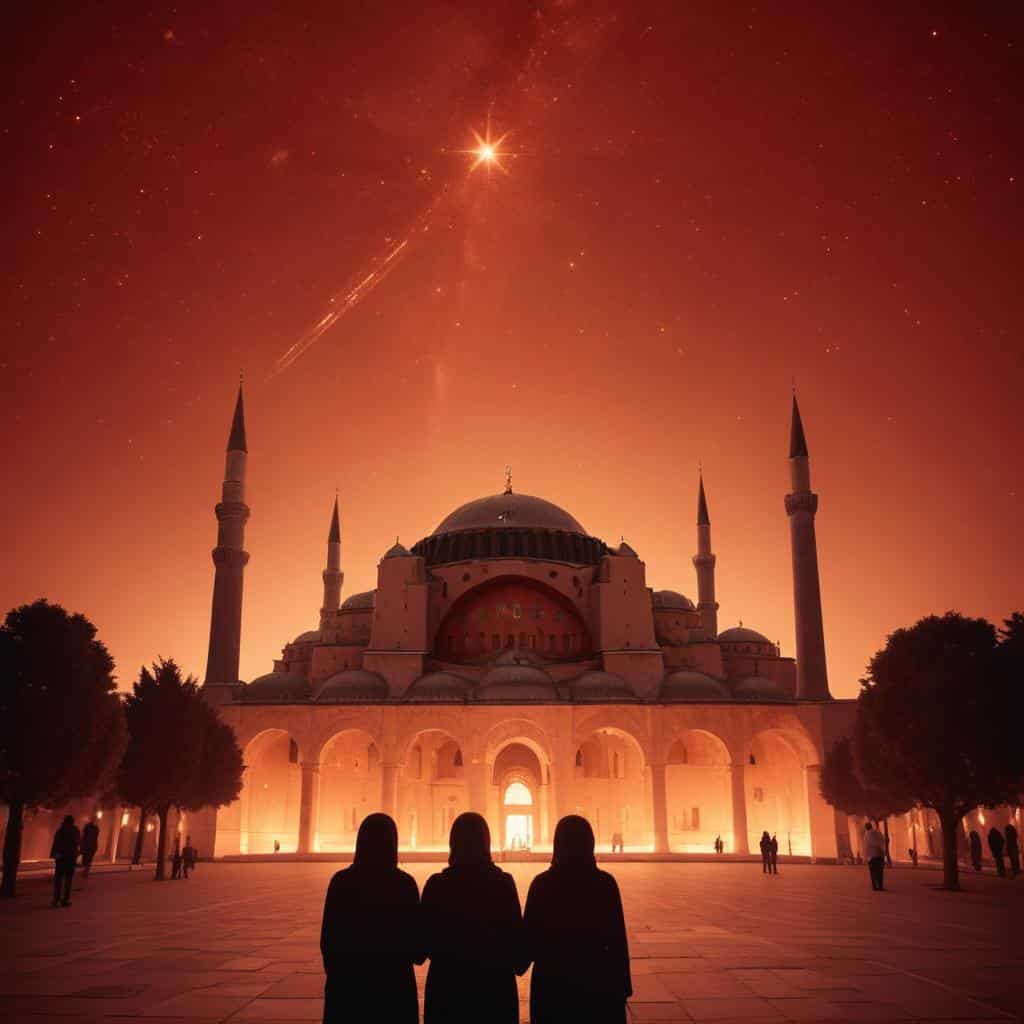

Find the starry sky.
[{"left": 3, "top": 2, "right": 1021, "bottom": 697}]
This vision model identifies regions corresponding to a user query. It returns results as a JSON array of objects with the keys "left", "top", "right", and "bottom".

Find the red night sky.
[{"left": 3, "top": 3, "right": 1021, "bottom": 697}]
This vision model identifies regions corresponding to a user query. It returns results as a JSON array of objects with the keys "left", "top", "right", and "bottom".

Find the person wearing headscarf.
[
  {"left": 319, "top": 813, "right": 422, "bottom": 1024},
  {"left": 523, "top": 815, "right": 631, "bottom": 1024},
  {"left": 421, "top": 812, "right": 527, "bottom": 1024}
]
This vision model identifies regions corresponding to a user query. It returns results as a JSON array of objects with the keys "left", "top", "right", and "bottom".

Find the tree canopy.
[
  {"left": 0, "top": 600, "right": 127, "bottom": 897},
  {"left": 119, "top": 659, "right": 242, "bottom": 879},
  {"left": 820, "top": 736, "right": 911, "bottom": 823},
  {"left": 853, "top": 611, "right": 1024, "bottom": 889}
]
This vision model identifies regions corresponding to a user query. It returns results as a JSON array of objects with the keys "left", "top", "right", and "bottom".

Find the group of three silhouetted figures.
[{"left": 320, "top": 812, "right": 631, "bottom": 1024}]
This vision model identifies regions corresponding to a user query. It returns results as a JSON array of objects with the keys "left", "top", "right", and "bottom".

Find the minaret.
[
  {"left": 320, "top": 495, "right": 343, "bottom": 628},
  {"left": 785, "top": 394, "right": 831, "bottom": 699},
  {"left": 203, "top": 382, "right": 250, "bottom": 695},
  {"left": 692, "top": 471, "right": 719, "bottom": 637}
]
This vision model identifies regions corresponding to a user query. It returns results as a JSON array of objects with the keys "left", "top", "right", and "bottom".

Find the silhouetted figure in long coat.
[
  {"left": 79, "top": 819, "right": 100, "bottom": 883},
  {"left": 422, "top": 812, "right": 527, "bottom": 1024},
  {"left": 524, "top": 815, "right": 632, "bottom": 1024},
  {"left": 320, "top": 814, "right": 422, "bottom": 1024},
  {"left": 969, "top": 830, "right": 983, "bottom": 871},
  {"left": 50, "top": 815, "right": 79, "bottom": 907},
  {"left": 759, "top": 831, "right": 771, "bottom": 873},
  {"left": 988, "top": 827, "right": 1006, "bottom": 877},
  {"left": 769, "top": 833, "right": 779, "bottom": 874},
  {"left": 1005, "top": 824, "right": 1020, "bottom": 878}
]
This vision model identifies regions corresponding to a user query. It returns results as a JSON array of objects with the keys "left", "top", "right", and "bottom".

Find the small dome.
[
  {"left": 652, "top": 590, "right": 696, "bottom": 611},
  {"left": 661, "top": 671, "right": 731, "bottom": 702},
  {"left": 570, "top": 671, "right": 636, "bottom": 702},
  {"left": 406, "top": 671, "right": 473, "bottom": 702},
  {"left": 615, "top": 540, "right": 639, "bottom": 558},
  {"left": 316, "top": 669, "right": 389, "bottom": 702},
  {"left": 341, "top": 590, "right": 375, "bottom": 611},
  {"left": 733, "top": 676, "right": 787, "bottom": 702},
  {"left": 242, "top": 671, "right": 312, "bottom": 702},
  {"left": 290, "top": 629, "right": 321, "bottom": 645},
  {"left": 383, "top": 541, "right": 411, "bottom": 559},
  {"left": 718, "top": 626, "right": 772, "bottom": 645},
  {"left": 478, "top": 663, "right": 557, "bottom": 701},
  {"left": 432, "top": 492, "right": 586, "bottom": 536}
]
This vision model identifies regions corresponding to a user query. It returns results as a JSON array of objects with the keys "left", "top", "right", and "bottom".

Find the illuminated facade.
[{"left": 196, "top": 387, "right": 861, "bottom": 860}]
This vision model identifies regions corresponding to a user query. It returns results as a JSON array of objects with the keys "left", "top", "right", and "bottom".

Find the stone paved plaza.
[{"left": 1, "top": 861, "right": 1021, "bottom": 1023}]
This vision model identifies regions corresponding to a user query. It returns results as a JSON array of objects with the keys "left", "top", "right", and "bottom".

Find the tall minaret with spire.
[
  {"left": 203, "top": 381, "right": 250, "bottom": 698},
  {"left": 693, "top": 471, "right": 719, "bottom": 638},
  {"left": 320, "top": 495, "right": 343, "bottom": 629},
  {"left": 785, "top": 394, "right": 831, "bottom": 700}
]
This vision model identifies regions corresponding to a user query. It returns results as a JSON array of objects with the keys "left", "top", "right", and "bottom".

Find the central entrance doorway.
[{"left": 502, "top": 780, "right": 534, "bottom": 851}]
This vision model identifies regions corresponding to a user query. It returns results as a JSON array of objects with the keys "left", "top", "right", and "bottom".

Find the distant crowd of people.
[
  {"left": 321, "top": 811, "right": 631, "bottom": 1024},
  {"left": 968, "top": 824, "right": 1020, "bottom": 878},
  {"left": 48, "top": 815, "right": 199, "bottom": 906}
]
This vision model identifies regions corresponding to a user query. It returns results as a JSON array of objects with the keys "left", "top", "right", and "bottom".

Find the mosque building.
[{"left": 191, "top": 385, "right": 867, "bottom": 863}]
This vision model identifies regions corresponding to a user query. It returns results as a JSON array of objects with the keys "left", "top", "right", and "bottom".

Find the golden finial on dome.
[{"left": 504, "top": 464, "right": 512, "bottom": 494}]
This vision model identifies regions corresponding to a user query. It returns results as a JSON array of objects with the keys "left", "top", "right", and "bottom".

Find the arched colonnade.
[{"left": 214, "top": 705, "right": 834, "bottom": 858}]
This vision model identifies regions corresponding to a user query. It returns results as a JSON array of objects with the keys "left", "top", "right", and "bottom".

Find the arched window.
[{"left": 503, "top": 781, "right": 532, "bottom": 806}]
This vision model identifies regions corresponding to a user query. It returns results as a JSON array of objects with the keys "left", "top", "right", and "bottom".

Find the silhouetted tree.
[
  {"left": 119, "top": 660, "right": 205, "bottom": 880},
  {"left": 181, "top": 703, "right": 244, "bottom": 821},
  {"left": 0, "top": 600, "right": 126, "bottom": 898},
  {"left": 820, "top": 736, "right": 909, "bottom": 863},
  {"left": 854, "top": 612, "right": 1024, "bottom": 890},
  {"left": 118, "top": 660, "right": 242, "bottom": 878}
]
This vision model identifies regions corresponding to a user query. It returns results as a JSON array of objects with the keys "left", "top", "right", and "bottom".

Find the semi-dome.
[
  {"left": 570, "top": 670, "right": 636, "bottom": 702},
  {"left": 478, "top": 663, "right": 558, "bottom": 701},
  {"left": 315, "top": 669, "right": 389, "bottom": 702},
  {"left": 432, "top": 492, "right": 586, "bottom": 536},
  {"left": 718, "top": 626, "right": 772, "bottom": 645},
  {"left": 405, "top": 671, "right": 474, "bottom": 702},
  {"left": 341, "top": 590, "right": 375, "bottom": 611},
  {"left": 290, "top": 629, "right": 321, "bottom": 645},
  {"left": 242, "top": 671, "right": 312, "bottom": 702},
  {"left": 652, "top": 590, "right": 696, "bottom": 611},
  {"left": 615, "top": 540, "right": 639, "bottom": 558},
  {"left": 733, "top": 676, "right": 788, "bottom": 701},
  {"left": 383, "top": 540, "right": 411, "bottom": 559},
  {"left": 661, "top": 671, "right": 731, "bottom": 702}
]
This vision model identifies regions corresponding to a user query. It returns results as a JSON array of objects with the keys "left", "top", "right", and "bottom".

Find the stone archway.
[
  {"left": 397, "top": 728, "right": 468, "bottom": 850},
  {"left": 745, "top": 729, "right": 813, "bottom": 856},
  {"left": 665, "top": 728, "right": 733, "bottom": 853},
  {"left": 316, "top": 729, "right": 380, "bottom": 852},
  {"left": 224, "top": 728, "right": 302, "bottom": 854},
  {"left": 573, "top": 726, "right": 649, "bottom": 851}
]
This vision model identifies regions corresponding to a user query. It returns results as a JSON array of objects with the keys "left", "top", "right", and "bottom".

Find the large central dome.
[{"left": 431, "top": 492, "right": 586, "bottom": 537}]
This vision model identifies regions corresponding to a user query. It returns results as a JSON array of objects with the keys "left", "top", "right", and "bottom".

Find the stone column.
[
  {"left": 381, "top": 762, "right": 400, "bottom": 820},
  {"left": 239, "top": 766, "right": 251, "bottom": 854},
  {"left": 539, "top": 781, "right": 551, "bottom": 846},
  {"left": 805, "top": 764, "right": 840, "bottom": 861},
  {"left": 106, "top": 806, "right": 123, "bottom": 863},
  {"left": 297, "top": 762, "right": 321, "bottom": 854},
  {"left": 650, "top": 762, "right": 670, "bottom": 854},
  {"left": 729, "top": 763, "right": 750, "bottom": 854}
]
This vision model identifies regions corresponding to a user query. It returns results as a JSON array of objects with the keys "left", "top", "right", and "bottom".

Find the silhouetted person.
[
  {"left": 1005, "top": 824, "right": 1020, "bottom": 878},
  {"left": 969, "top": 830, "right": 983, "bottom": 871},
  {"left": 79, "top": 819, "right": 100, "bottom": 884},
  {"left": 769, "top": 833, "right": 779, "bottom": 874},
  {"left": 863, "top": 821, "right": 886, "bottom": 891},
  {"left": 273, "top": 839, "right": 280, "bottom": 853},
  {"left": 988, "top": 827, "right": 1006, "bottom": 877},
  {"left": 171, "top": 835, "right": 182, "bottom": 879},
  {"left": 422, "top": 812, "right": 527, "bottom": 1024},
  {"left": 759, "top": 831, "right": 771, "bottom": 873},
  {"left": 611, "top": 831, "right": 623, "bottom": 853},
  {"left": 320, "top": 813, "right": 422, "bottom": 1024},
  {"left": 50, "top": 815, "right": 80, "bottom": 907},
  {"left": 182, "top": 837, "right": 196, "bottom": 878},
  {"left": 524, "top": 815, "right": 631, "bottom": 1024},
  {"left": 908, "top": 847, "right": 918, "bottom": 868},
  {"left": 714, "top": 835, "right": 722, "bottom": 854}
]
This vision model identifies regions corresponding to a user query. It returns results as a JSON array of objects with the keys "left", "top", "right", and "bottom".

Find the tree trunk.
[
  {"left": 132, "top": 809, "right": 146, "bottom": 865},
  {"left": 0, "top": 800, "right": 25, "bottom": 899},
  {"left": 883, "top": 818, "right": 893, "bottom": 867},
  {"left": 939, "top": 809, "right": 961, "bottom": 890},
  {"left": 154, "top": 806, "right": 169, "bottom": 881}
]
